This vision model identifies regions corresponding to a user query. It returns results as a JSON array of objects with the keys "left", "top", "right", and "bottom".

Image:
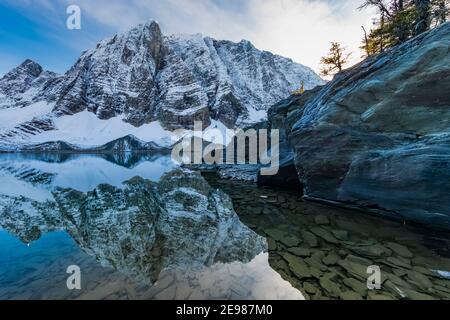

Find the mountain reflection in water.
[
  {"left": 1, "top": 153, "right": 450, "bottom": 300},
  {"left": 0, "top": 153, "right": 303, "bottom": 300}
]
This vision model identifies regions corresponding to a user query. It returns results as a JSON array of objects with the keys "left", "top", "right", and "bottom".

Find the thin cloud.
[
  {"left": 71, "top": 0, "right": 376, "bottom": 72},
  {"left": 5, "top": 0, "right": 377, "bottom": 73}
]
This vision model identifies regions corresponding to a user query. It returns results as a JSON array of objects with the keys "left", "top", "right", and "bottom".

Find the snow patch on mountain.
[
  {"left": 9, "top": 110, "right": 236, "bottom": 149},
  {"left": 247, "top": 107, "right": 267, "bottom": 123},
  {"left": 0, "top": 102, "right": 55, "bottom": 131}
]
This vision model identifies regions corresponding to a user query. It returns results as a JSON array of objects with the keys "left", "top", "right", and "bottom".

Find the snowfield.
[{"left": 0, "top": 101, "right": 54, "bottom": 131}]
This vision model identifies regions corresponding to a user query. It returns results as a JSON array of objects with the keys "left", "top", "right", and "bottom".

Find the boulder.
[{"left": 268, "top": 23, "right": 450, "bottom": 230}]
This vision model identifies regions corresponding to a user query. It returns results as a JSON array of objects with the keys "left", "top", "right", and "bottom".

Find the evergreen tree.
[
  {"left": 432, "top": 0, "right": 449, "bottom": 25},
  {"left": 320, "top": 42, "right": 351, "bottom": 77},
  {"left": 413, "top": 0, "right": 432, "bottom": 35},
  {"left": 359, "top": 0, "right": 447, "bottom": 55},
  {"left": 292, "top": 81, "right": 305, "bottom": 96}
]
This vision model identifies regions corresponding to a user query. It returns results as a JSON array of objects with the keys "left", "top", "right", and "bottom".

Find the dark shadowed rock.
[{"left": 268, "top": 23, "right": 450, "bottom": 230}]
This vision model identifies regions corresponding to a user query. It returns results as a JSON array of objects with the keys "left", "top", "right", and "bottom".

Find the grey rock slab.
[
  {"left": 281, "top": 253, "right": 312, "bottom": 279},
  {"left": 309, "top": 227, "right": 339, "bottom": 244},
  {"left": 288, "top": 247, "right": 312, "bottom": 257},
  {"left": 314, "top": 215, "right": 330, "bottom": 225},
  {"left": 340, "top": 290, "right": 364, "bottom": 300},
  {"left": 343, "top": 278, "right": 368, "bottom": 297},
  {"left": 322, "top": 254, "right": 340, "bottom": 266},
  {"left": 385, "top": 242, "right": 414, "bottom": 259},
  {"left": 300, "top": 230, "right": 319, "bottom": 247}
]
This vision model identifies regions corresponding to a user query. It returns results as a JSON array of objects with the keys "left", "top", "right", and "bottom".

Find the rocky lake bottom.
[
  {"left": 203, "top": 173, "right": 450, "bottom": 300},
  {"left": 0, "top": 154, "right": 449, "bottom": 300}
]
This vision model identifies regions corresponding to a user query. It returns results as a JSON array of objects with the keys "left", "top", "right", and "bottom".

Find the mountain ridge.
[{"left": 0, "top": 20, "right": 324, "bottom": 150}]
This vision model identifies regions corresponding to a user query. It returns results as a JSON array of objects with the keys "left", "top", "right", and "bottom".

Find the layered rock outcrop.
[{"left": 268, "top": 23, "right": 450, "bottom": 229}]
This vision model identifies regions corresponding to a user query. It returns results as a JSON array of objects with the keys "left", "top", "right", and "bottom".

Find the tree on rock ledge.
[
  {"left": 359, "top": 0, "right": 448, "bottom": 55},
  {"left": 320, "top": 42, "right": 351, "bottom": 77}
]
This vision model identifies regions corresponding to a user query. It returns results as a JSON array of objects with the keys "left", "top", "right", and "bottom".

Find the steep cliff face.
[
  {"left": 52, "top": 22, "right": 167, "bottom": 123},
  {"left": 0, "top": 21, "right": 323, "bottom": 149},
  {"left": 167, "top": 34, "right": 323, "bottom": 127},
  {"left": 268, "top": 23, "right": 450, "bottom": 230}
]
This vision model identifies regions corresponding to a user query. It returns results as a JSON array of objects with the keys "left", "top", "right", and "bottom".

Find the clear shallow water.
[
  {"left": 204, "top": 174, "right": 450, "bottom": 300},
  {"left": 0, "top": 153, "right": 449, "bottom": 300}
]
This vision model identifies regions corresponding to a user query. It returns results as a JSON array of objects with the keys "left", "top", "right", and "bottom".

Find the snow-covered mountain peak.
[
  {"left": 0, "top": 59, "right": 43, "bottom": 96},
  {"left": 0, "top": 59, "right": 59, "bottom": 110},
  {"left": 0, "top": 21, "right": 325, "bottom": 150},
  {"left": 14, "top": 59, "right": 43, "bottom": 77}
]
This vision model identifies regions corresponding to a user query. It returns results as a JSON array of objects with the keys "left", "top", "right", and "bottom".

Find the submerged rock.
[
  {"left": 401, "top": 288, "right": 435, "bottom": 300},
  {"left": 303, "top": 282, "right": 317, "bottom": 294},
  {"left": 265, "top": 228, "right": 302, "bottom": 247},
  {"left": 314, "top": 215, "right": 330, "bottom": 225},
  {"left": 385, "top": 256, "right": 412, "bottom": 269},
  {"left": 322, "top": 254, "right": 339, "bottom": 266},
  {"left": 385, "top": 242, "right": 414, "bottom": 259},
  {"left": 343, "top": 278, "right": 368, "bottom": 297},
  {"left": 301, "top": 230, "right": 319, "bottom": 247},
  {"left": 347, "top": 244, "right": 391, "bottom": 258},
  {"left": 281, "top": 253, "right": 312, "bottom": 279},
  {"left": 340, "top": 290, "right": 363, "bottom": 300},
  {"left": 309, "top": 227, "right": 339, "bottom": 244},
  {"left": 288, "top": 247, "right": 312, "bottom": 257},
  {"left": 368, "top": 292, "right": 396, "bottom": 300},
  {"left": 204, "top": 173, "right": 450, "bottom": 300},
  {"left": 331, "top": 229, "right": 349, "bottom": 241},
  {"left": 338, "top": 259, "right": 369, "bottom": 281},
  {"left": 319, "top": 277, "right": 342, "bottom": 298}
]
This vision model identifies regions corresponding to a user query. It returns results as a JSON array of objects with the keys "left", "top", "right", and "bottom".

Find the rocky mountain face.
[
  {"left": 267, "top": 22, "right": 450, "bottom": 230},
  {"left": 0, "top": 169, "right": 266, "bottom": 283},
  {"left": 0, "top": 21, "right": 323, "bottom": 149},
  {"left": 0, "top": 59, "right": 58, "bottom": 108}
]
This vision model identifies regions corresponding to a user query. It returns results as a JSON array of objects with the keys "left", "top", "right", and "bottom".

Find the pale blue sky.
[{"left": 0, "top": 0, "right": 376, "bottom": 76}]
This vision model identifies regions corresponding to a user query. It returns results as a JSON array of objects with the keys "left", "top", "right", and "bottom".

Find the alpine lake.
[{"left": 0, "top": 153, "right": 449, "bottom": 300}]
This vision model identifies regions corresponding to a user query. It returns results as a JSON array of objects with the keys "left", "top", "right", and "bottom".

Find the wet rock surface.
[{"left": 204, "top": 172, "right": 450, "bottom": 300}]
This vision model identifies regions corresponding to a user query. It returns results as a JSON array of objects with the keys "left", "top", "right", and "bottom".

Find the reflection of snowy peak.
[
  {"left": 0, "top": 153, "right": 175, "bottom": 201},
  {"left": 0, "top": 169, "right": 266, "bottom": 284},
  {"left": 0, "top": 21, "right": 323, "bottom": 150}
]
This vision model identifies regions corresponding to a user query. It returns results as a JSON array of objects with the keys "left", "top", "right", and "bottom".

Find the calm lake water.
[{"left": 0, "top": 153, "right": 449, "bottom": 300}]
